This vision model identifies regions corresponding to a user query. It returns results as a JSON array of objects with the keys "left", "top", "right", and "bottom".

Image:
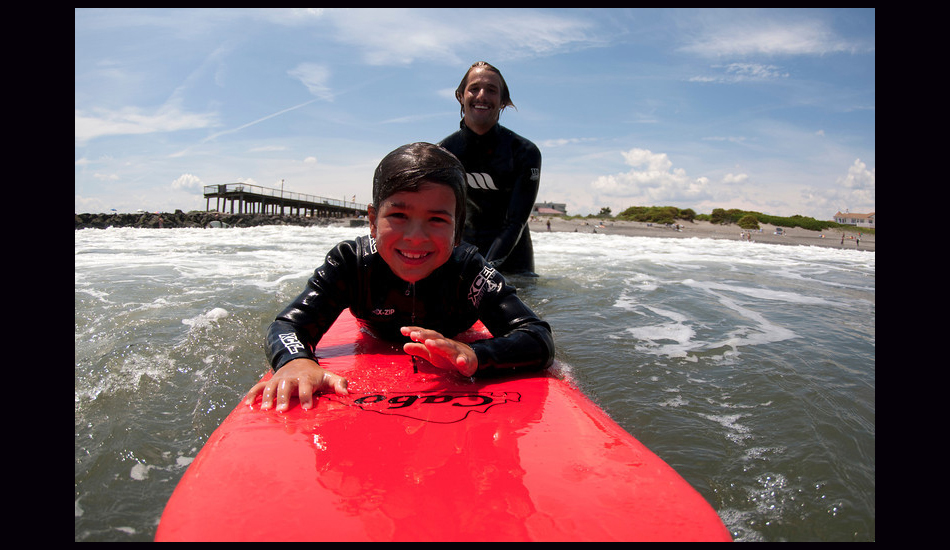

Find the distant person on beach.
[
  {"left": 439, "top": 61, "right": 542, "bottom": 276},
  {"left": 244, "top": 143, "right": 554, "bottom": 412}
]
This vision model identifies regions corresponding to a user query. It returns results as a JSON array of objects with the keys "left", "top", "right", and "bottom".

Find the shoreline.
[
  {"left": 526, "top": 217, "right": 874, "bottom": 252},
  {"left": 74, "top": 211, "right": 874, "bottom": 252}
]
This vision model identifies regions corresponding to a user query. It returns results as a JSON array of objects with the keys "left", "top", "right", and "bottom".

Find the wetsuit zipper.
[{"left": 408, "top": 282, "right": 417, "bottom": 373}]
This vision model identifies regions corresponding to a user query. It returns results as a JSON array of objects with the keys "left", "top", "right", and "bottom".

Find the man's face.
[{"left": 460, "top": 66, "right": 503, "bottom": 134}]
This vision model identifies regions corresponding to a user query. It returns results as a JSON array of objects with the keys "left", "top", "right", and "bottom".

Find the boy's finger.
[{"left": 298, "top": 378, "right": 313, "bottom": 409}]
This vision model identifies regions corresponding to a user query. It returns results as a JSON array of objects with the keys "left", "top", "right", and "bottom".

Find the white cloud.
[
  {"left": 838, "top": 158, "right": 874, "bottom": 190},
  {"left": 539, "top": 137, "right": 597, "bottom": 148},
  {"left": 249, "top": 145, "right": 287, "bottom": 153},
  {"left": 591, "top": 148, "right": 712, "bottom": 204},
  {"left": 681, "top": 18, "right": 862, "bottom": 58},
  {"left": 690, "top": 62, "right": 790, "bottom": 84},
  {"left": 621, "top": 148, "right": 673, "bottom": 172},
  {"left": 172, "top": 173, "right": 204, "bottom": 190},
  {"left": 785, "top": 158, "right": 875, "bottom": 218},
  {"left": 828, "top": 158, "right": 874, "bottom": 212},
  {"left": 287, "top": 63, "right": 334, "bottom": 100},
  {"left": 75, "top": 105, "right": 217, "bottom": 145},
  {"left": 318, "top": 8, "right": 597, "bottom": 66}
]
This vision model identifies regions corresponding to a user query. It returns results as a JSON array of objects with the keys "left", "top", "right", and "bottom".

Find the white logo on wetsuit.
[
  {"left": 468, "top": 265, "right": 501, "bottom": 307},
  {"left": 466, "top": 173, "right": 498, "bottom": 190},
  {"left": 279, "top": 333, "right": 307, "bottom": 355}
]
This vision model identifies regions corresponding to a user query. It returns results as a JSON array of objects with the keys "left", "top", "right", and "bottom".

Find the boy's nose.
[{"left": 402, "top": 219, "right": 428, "bottom": 241}]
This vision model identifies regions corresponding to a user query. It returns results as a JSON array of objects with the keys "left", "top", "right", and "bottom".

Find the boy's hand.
[
  {"left": 244, "top": 358, "right": 349, "bottom": 412},
  {"left": 401, "top": 326, "right": 478, "bottom": 377}
]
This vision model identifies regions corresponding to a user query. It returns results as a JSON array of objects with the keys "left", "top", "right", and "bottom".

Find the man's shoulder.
[
  {"left": 497, "top": 124, "right": 540, "bottom": 154},
  {"left": 438, "top": 129, "right": 465, "bottom": 151}
]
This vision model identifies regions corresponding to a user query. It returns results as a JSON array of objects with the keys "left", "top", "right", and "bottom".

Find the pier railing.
[{"left": 203, "top": 183, "right": 367, "bottom": 217}]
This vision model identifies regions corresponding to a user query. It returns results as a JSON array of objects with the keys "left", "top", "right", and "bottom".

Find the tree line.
[{"left": 569, "top": 206, "right": 873, "bottom": 234}]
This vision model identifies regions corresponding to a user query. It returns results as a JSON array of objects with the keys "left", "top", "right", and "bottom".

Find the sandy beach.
[{"left": 526, "top": 217, "right": 874, "bottom": 252}]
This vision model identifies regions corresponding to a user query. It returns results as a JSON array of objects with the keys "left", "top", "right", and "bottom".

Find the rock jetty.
[{"left": 75, "top": 210, "right": 351, "bottom": 230}]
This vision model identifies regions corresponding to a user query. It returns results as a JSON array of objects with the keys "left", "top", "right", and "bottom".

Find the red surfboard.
[{"left": 155, "top": 310, "right": 731, "bottom": 541}]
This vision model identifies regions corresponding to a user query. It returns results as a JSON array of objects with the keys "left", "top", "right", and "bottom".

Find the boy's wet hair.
[{"left": 372, "top": 142, "right": 467, "bottom": 245}]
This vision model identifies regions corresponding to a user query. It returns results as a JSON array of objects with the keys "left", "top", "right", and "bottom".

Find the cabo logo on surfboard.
[{"left": 327, "top": 391, "right": 521, "bottom": 424}]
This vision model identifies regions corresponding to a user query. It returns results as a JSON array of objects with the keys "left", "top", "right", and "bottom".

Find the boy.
[{"left": 245, "top": 143, "right": 554, "bottom": 412}]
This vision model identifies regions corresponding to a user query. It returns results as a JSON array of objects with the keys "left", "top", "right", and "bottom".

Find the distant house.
[
  {"left": 834, "top": 211, "right": 875, "bottom": 228},
  {"left": 533, "top": 202, "right": 567, "bottom": 216}
]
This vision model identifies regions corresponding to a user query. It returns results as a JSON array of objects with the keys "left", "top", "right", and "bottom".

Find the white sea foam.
[
  {"left": 682, "top": 279, "right": 831, "bottom": 305},
  {"left": 182, "top": 307, "right": 229, "bottom": 328},
  {"left": 700, "top": 412, "right": 753, "bottom": 443},
  {"left": 74, "top": 225, "right": 875, "bottom": 543}
]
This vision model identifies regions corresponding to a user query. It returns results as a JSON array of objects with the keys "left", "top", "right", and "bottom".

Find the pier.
[{"left": 203, "top": 183, "right": 367, "bottom": 218}]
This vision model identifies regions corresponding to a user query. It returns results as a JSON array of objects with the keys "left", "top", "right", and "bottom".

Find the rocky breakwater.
[{"left": 75, "top": 210, "right": 346, "bottom": 230}]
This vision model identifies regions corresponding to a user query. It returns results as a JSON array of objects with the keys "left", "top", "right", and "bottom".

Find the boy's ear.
[{"left": 367, "top": 204, "right": 377, "bottom": 239}]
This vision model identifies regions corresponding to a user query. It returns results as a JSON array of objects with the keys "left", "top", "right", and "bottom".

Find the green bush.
[
  {"left": 737, "top": 214, "right": 760, "bottom": 230},
  {"left": 617, "top": 205, "right": 695, "bottom": 224},
  {"left": 578, "top": 205, "right": 873, "bottom": 234}
]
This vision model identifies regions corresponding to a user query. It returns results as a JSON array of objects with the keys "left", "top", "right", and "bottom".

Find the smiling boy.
[{"left": 245, "top": 143, "right": 555, "bottom": 412}]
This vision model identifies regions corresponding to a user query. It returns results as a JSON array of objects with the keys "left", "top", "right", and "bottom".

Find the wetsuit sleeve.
[
  {"left": 463, "top": 263, "right": 554, "bottom": 374},
  {"left": 264, "top": 242, "right": 354, "bottom": 371},
  {"left": 484, "top": 141, "right": 541, "bottom": 266}
]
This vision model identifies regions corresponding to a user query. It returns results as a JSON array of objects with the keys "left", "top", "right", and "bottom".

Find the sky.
[{"left": 75, "top": 8, "right": 875, "bottom": 219}]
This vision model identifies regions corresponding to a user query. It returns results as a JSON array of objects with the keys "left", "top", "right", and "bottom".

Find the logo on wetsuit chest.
[{"left": 465, "top": 172, "right": 497, "bottom": 190}]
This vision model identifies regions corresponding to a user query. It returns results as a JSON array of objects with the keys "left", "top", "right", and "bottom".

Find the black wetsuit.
[
  {"left": 439, "top": 121, "right": 542, "bottom": 275},
  {"left": 265, "top": 236, "right": 554, "bottom": 376}
]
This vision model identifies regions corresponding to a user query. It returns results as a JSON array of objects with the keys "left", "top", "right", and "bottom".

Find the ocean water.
[{"left": 74, "top": 225, "right": 875, "bottom": 541}]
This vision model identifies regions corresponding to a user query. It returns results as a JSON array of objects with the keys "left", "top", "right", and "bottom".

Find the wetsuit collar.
[{"left": 459, "top": 119, "right": 501, "bottom": 145}]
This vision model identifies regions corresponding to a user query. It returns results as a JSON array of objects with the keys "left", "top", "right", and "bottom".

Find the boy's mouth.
[{"left": 398, "top": 250, "right": 432, "bottom": 262}]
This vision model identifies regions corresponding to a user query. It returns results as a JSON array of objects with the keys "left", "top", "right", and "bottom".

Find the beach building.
[
  {"left": 833, "top": 211, "right": 875, "bottom": 228},
  {"left": 533, "top": 202, "right": 567, "bottom": 216}
]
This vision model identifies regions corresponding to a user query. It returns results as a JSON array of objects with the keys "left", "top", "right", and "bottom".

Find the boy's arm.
[
  {"left": 463, "top": 259, "right": 554, "bottom": 373},
  {"left": 264, "top": 241, "right": 356, "bottom": 371},
  {"left": 471, "top": 291, "right": 554, "bottom": 373}
]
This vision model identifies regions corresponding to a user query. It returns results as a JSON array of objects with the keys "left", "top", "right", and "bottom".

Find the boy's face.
[{"left": 368, "top": 181, "right": 457, "bottom": 283}]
